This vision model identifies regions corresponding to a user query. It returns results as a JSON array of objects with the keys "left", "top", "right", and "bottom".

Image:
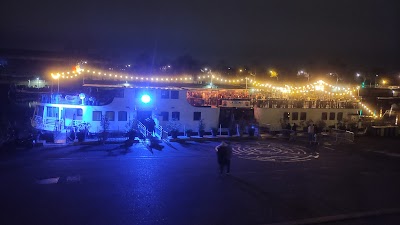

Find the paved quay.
[{"left": 1, "top": 135, "right": 400, "bottom": 225}]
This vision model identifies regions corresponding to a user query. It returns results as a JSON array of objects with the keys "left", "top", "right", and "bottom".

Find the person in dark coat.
[
  {"left": 224, "top": 141, "right": 232, "bottom": 174},
  {"left": 215, "top": 141, "right": 233, "bottom": 174},
  {"left": 148, "top": 117, "right": 155, "bottom": 135}
]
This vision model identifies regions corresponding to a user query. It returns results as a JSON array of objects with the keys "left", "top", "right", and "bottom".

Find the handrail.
[
  {"left": 334, "top": 130, "right": 354, "bottom": 143},
  {"left": 137, "top": 121, "right": 147, "bottom": 138},
  {"left": 154, "top": 124, "right": 169, "bottom": 142}
]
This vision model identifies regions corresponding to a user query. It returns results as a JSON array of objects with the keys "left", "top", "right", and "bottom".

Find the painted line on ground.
[
  {"left": 66, "top": 175, "right": 81, "bottom": 183},
  {"left": 36, "top": 177, "right": 60, "bottom": 184},
  {"left": 323, "top": 146, "right": 335, "bottom": 151},
  {"left": 260, "top": 208, "right": 400, "bottom": 225}
]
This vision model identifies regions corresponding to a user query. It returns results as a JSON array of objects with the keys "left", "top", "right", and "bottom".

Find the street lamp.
[
  {"left": 375, "top": 74, "right": 379, "bottom": 87},
  {"left": 355, "top": 73, "right": 367, "bottom": 87},
  {"left": 209, "top": 69, "right": 214, "bottom": 87},
  {"left": 201, "top": 68, "right": 213, "bottom": 88},
  {"left": 269, "top": 70, "right": 278, "bottom": 80},
  {"left": 238, "top": 69, "right": 248, "bottom": 89},
  {"left": 329, "top": 73, "right": 339, "bottom": 86},
  {"left": 79, "top": 93, "right": 86, "bottom": 105},
  {"left": 297, "top": 70, "right": 309, "bottom": 81},
  {"left": 51, "top": 73, "right": 60, "bottom": 92}
]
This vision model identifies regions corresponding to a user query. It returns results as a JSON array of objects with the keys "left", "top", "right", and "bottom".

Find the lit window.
[{"left": 283, "top": 112, "right": 290, "bottom": 121}]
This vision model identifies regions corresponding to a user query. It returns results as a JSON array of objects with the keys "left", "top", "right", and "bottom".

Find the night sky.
[{"left": 1, "top": 0, "right": 399, "bottom": 70}]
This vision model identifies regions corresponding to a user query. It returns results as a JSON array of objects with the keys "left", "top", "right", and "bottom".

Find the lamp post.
[
  {"left": 51, "top": 73, "right": 60, "bottom": 93},
  {"left": 297, "top": 70, "right": 309, "bottom": 81},
  {"left": 329, "top": 73, "right": 339, "bottom": 86},
  {"left": 269, "top": 70, "right": 278, "bottom": 81},
  {"left": 79, "top": 93, "right": 86, "bottom": 105},
  {"left": 202, "top": 68, "right": 213, "bottom": 88},
  {"left": 238, "top": 69, "right": 247, "bottom": 89},
  {"left": 244, "top": 71, "right": 255, "bottom": 90},
  {"left": 356, "top": 72, "right": 367, "bottom": 88},
  {"left": 207, "top": 69, "right": 213, "bottom": 87}
]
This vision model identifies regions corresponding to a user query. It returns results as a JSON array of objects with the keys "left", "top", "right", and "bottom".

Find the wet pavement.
[{"left": 1, "top": 138, "right": 400, "bottom": 225}]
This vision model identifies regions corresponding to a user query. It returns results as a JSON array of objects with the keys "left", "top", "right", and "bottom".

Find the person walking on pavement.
[
  {"left": 311, "top": 133, "right": 319, "bottom": 158},
  {"left": 292, "top": 123, "right": 298, "bottom": 133},
  {"left": 215, "top": 141, "right": 233, "bottom": 175},
  {"left": 290, "top": 123, "right": 298, "bottom": 141},
  {"left": 308, "top": 123, "right": 315, "bottom": 144},
  {"left": 224, "top": 141, "right": 233, "bottom": 174}
]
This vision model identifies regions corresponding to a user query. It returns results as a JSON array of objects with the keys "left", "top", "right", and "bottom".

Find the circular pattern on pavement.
[{"left": 232, "top": 142, "right": 314, "bottom": 163}]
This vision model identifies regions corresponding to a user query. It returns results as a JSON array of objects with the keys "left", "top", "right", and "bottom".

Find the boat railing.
[
  {"left": 256, "top": 100, "right": 359, "bottom": 109},
  {"left": 137, "top": 121, "right": 168, "bottom": 141},
  {"left": 332, "top": 129, "right": 354, "bottom": 143},
  {"left": 31, "top": 115, "right": 44, "bottom": 130},
  {"left": 39, "top": 93, "right": 107, "bottom": 106},
  {"left": 137, "top": 121, "right": 148, "bottom": 138},
  {"left": 154, "top": 124, "right": 169, "bottom": 142},
  {"left": 39, "top": 117, "right": 63, "bottom": 131},
  {"left": 187, "top": 95, "right": 359, "bottom": 109}
]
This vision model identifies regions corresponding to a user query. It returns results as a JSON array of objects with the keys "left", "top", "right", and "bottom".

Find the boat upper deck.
[{"left": 31, "top": 81, "right": 360, "bottom": 110}]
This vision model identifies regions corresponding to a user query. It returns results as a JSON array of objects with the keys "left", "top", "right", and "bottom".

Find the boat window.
[
  {"left": 300, "top": 112, "right": 307, "bottom": 120},
  {"left": 118, "top": 111, "right": 127, "bottom": 121},
  {"left": 161, "top": 90, "right": 170, "bottom": 99},
  {"left": 77, "top": 108, "right": 83, "bottom": 116},
  {"left": 160, "top": 112, "right": 169, "bottom": 121},
  {"left": 193, "top": 112, "right": 201, "bottom": 121},
  {"left": 337, "top": 112, "right": 343, "bottom": 121},
  {"left": 292, "top": 112, "right": 299, "bottom": 120},
  {"left": 321, "top": 112, "right": 328, "bottom": 120},
  {"left": 93, "top": 111, "right": 102, "bottom": 121},
  {"left": 329, "top": 112, "right": 335, "bottom": 120},
  {"left": 171, "top": 90, "right": 179, "bottom": 99},
  {"left": 46, "top": 106, "right": 59, "bottom": 117},
  {"left": 172, "top": 112, "right": 180, "bottom": 121},
  {"left": 105, "top": 111, "right": 115, "bottom": 121},
  {"left": 37, "top": 106, "right": 44, "bottom": 117},
  {"left": 283, "top": 112, "right": 290, "bottom": 121}
]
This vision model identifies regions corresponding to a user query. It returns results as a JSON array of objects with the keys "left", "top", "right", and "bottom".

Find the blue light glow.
[{"left": 141, "top": 94, "right": 151, "bottom": 103}]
